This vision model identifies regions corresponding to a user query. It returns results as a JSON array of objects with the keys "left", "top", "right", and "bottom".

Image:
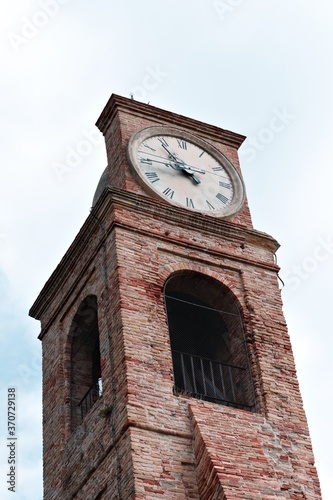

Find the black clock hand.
[
  {"left": 164, "top": 161, "right": 201, "bottom": 184},
  {"left": 180, "top": 167, "right": 201, "bottom": 184},
  {"left": 157, "top": 156, "right": 201, "bottom": 184}
]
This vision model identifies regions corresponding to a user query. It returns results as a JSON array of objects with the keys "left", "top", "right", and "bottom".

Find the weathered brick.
[{"left": 29, "top": 95, "right": 321, "bottom": 499}]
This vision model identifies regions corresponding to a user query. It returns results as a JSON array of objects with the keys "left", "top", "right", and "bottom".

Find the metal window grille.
[
  {"left": 172, "top": 350, "right": 254, "bottom": 410},
  {"left": 78, "top": 377, "right": 102, "bottom": 420}
]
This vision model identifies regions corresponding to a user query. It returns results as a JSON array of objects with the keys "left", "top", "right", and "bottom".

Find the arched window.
[
  {"left": 164, "top": 272, "right": 255, "bottom": 411},
  {"left": 70, "top": 295, "right": 102, "bottom": 431}
]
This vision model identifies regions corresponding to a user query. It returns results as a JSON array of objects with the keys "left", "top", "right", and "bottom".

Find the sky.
[{"left": 0, "top": 0, "right": 332, "bottom": 498}]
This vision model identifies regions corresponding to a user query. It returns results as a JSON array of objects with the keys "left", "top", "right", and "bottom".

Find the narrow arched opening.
[{"left": 70, "top": 295, "right": 102, "bottom": 431}]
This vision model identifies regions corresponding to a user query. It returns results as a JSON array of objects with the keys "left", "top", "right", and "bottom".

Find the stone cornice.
[
  {"left": 96, "top": 94, "right": 246, "bottom": 149},
  {"left": 95, "top": 187, "right": 280, "bottom": 252},
  {"left": 29, "top": 187, "right": 279, "bottom": 323}
]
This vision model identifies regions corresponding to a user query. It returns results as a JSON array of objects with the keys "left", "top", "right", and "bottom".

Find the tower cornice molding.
[
  {"left": 96, "top": 187, "right": 280, "bottom": 254},
  {"left": 30, "top": 188, "right": 279, "bottom": 325},
  {"left": 96, "top": 94, "right": 246, "bottom": 149}
]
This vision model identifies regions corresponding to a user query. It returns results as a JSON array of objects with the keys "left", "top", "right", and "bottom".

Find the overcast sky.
[{"left": 0, "top": 1, "right": 332, "bottom": 498}]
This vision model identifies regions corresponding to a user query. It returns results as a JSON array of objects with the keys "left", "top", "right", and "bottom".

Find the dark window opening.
[
  {"left": 164, "top": 273, "right": 255, "bottom": 411},
  {"left": 70, "top": 295, "right": 102, "bottom": 431}
]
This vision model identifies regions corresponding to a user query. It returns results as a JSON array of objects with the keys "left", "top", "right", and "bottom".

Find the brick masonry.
[{"left": 29, "top": 95, "right": 321, "bottom": 499}]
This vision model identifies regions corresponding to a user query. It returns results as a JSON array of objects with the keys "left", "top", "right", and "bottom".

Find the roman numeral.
[
  {"left": 212, "top": 166, "right": 223, "bottom": 172},
  {"left": 219, "top": 181, "right": 231, "bottom": 189},
  {"left": 177, "top": 139, "right": 187, "bottom": 150},
  {"left": 145, "top": 172, "right": 160, "bottom": 183},
  {"left": 140, "top": 157, "right": 153, "bottom": 165},
  {"left": 158, "top": 137, "right": 169, "bottom": 147},
  {"left": 206, "top": 200, "right": 215, "bottom": 210},
  {"left": 186, "top": 197, "right": 194, "bottom": 208},
  {"left": 142, "top": 142, "right": 156, "bottom": 152},
  {"left": 162, "top": 187, "right": 174, "bottom": 199},
  {"left": 216, "top": 193, "right": 229, "bottom": 204}
]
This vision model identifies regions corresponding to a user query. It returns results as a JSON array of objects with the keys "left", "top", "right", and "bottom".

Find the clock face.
[{"left": 127, "top": 126, "right": 245, "bottom": 217}]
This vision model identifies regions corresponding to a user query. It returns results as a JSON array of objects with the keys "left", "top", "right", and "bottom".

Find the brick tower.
[{"left": 29, "top": 94, "right": 321, "bottom": 499}]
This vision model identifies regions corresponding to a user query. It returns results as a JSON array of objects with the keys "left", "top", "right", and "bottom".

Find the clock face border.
[{"left": 127, "top": 125, "right": 245, "bottom": 218}]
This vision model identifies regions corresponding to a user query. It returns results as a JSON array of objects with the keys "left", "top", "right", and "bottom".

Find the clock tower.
[{"left": 30, "top": 94, "right": 321, "bottom": 499}]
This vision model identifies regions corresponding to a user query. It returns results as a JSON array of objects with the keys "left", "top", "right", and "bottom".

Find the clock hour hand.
[
  {"left": 165, "top": 161, "right": 200, "bottom": 184},
  {"left": 182, "top": 165, "right": 206, "bottom": 175},
  {"left": 168, "top": 161, "right": 205, "bottom": 176},
  {"left": 181, "top": 168, "right": 201, "bottom": 184}
]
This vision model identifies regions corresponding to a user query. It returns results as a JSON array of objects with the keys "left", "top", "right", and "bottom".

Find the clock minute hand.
[
  {"left": 160, "top": 144, "right": 204, "bottom": 182},
  {"left": 140, "top": 154, "right": 209, "bottom": 179},
  {"left": 161, "top": 143, "right": 183, "bottom": 164}
]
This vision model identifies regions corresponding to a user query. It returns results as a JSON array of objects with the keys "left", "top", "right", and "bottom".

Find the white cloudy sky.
[{"left": 0, "top": 1, "right": 332, "bottom": 498}]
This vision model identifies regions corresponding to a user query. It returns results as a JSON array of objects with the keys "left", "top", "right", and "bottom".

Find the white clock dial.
[{"left": 127, "top": 126, "right": 245, "bottom": 217}]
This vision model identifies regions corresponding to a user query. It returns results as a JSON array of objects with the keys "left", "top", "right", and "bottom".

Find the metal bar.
[
  {"left": 229, "top": 365, "right": 236, "bottom": 402},
  {"left": 200, "top": 357, "right": 207, "bottom": 395},
  {"left": 219, "top": 362, "right": 226, "bottom": 399},
  {"left": 180, "top": 352, "right": 188, "bottom": 392},
  {"left": 209, "top": 360, "right": 217, "bottom": 398},
  {"left": 190, "top": 355, "right": 197, "bottom": 393},
  {"left": 239, "top": 370, "right": 246, "bottom": 404}
]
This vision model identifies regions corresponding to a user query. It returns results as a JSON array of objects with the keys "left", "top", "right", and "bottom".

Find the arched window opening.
[
  {"left": 164, "top": 273, "right": 255, "bottom": 411},
  {"left": 70, "top": 295, "right": 102, "bottom": 431}
]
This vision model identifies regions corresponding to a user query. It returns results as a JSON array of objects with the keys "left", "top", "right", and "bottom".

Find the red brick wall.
[{"left": 30, "top": 95, "right": 321, "bottom": 499}]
